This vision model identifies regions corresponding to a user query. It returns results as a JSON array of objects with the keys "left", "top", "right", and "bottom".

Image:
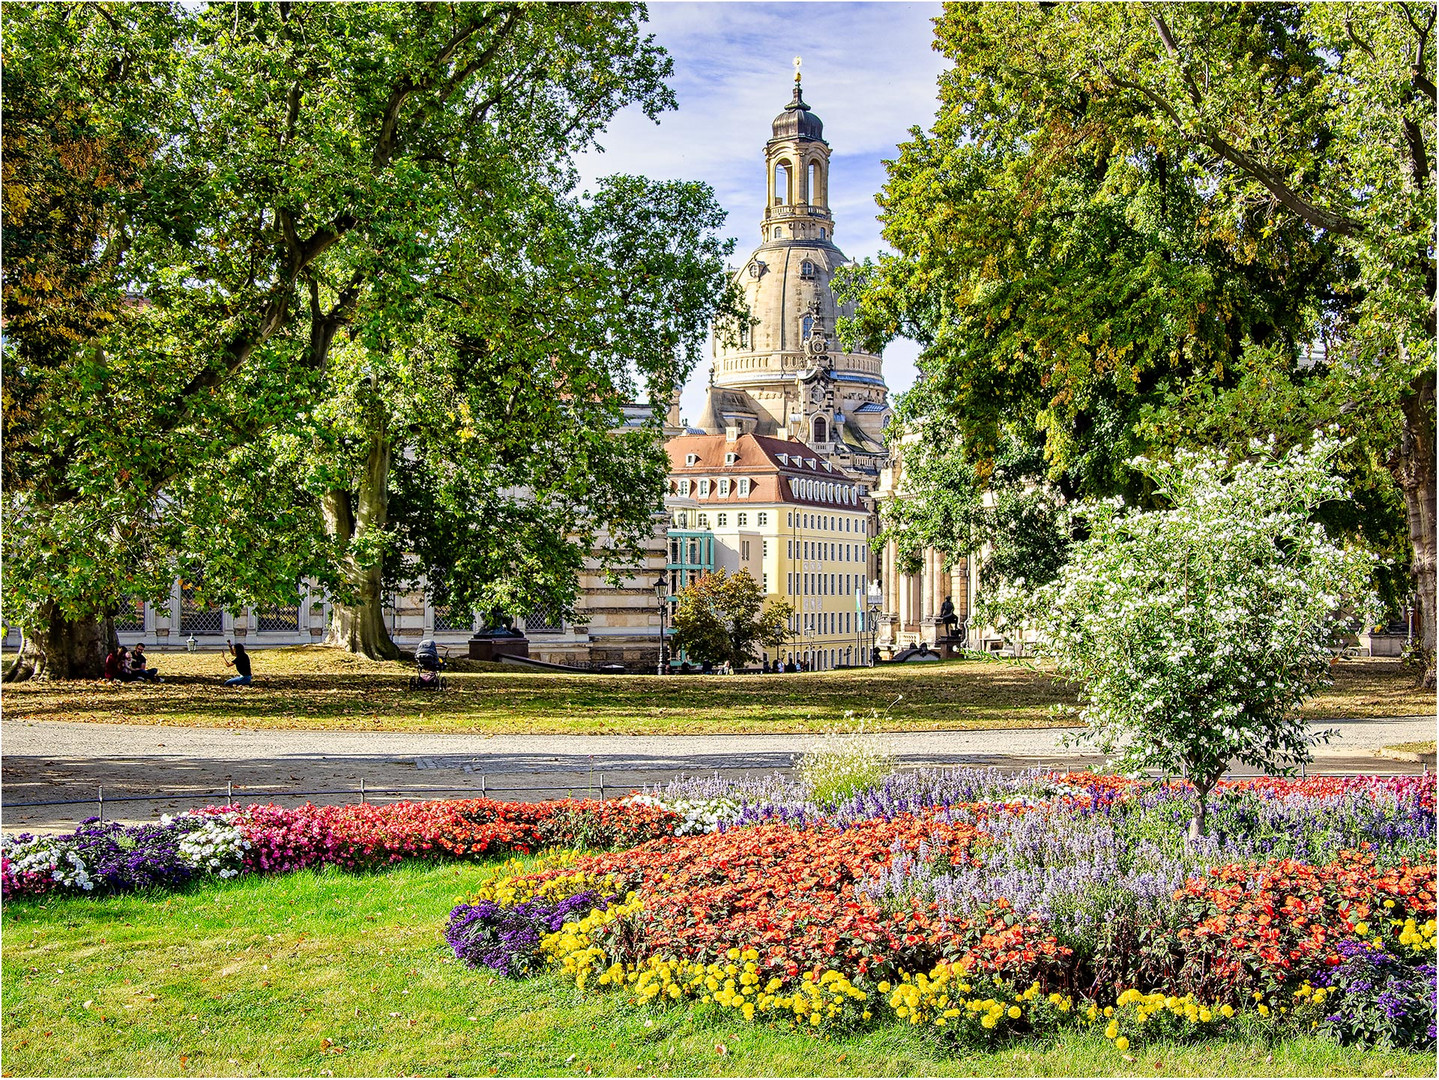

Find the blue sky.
[{"left": 573, "top": 1, "right": 949, "bottom": 426}]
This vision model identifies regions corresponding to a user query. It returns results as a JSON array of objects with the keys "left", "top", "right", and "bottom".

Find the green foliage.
[
  {"left": 669, "top": 569, "right": 795, "bottom": 670},
  {"left": 1, "top": 3, "right": 740, "bottom": 660},
  {"left": 835, "top": 1, "right": 1433, "bottom": 651},
  {"left": 877, "top": 419, "right": 1071, "bottom": 600},
  {"left": 1036, "top": 436, "right": 1378, "bottom": 831}
]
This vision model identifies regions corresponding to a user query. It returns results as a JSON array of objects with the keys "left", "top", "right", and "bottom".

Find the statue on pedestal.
[{"left": 939, "top": 596, "right": 960, "bottom": 640}]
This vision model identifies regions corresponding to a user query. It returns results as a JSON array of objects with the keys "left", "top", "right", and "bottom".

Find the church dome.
[{"left": 772, "top": 82, "right": 824, "bottom": 141}]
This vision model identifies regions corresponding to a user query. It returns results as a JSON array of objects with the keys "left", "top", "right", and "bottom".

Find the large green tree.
[
  {"left": 838, "top": 1, "right": 1434, "bottom": 679},
  {"left": 670, "top": 569, "right": 794, "bottom": 670},
  {"left": 3, "top": 2, "right": 731, "bottom": 675}
]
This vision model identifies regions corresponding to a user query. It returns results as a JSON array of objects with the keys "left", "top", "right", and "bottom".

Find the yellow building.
[{"left": 666, "top": 431, "right": 875, "bottom": 670}]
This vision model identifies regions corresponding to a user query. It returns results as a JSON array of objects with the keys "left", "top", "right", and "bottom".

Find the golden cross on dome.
[{"left": 793, "top": 56, "right": 802, "bottom": 83}]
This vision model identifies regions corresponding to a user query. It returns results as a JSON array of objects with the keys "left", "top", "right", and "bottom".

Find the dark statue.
[
  {"left": 939, "top": 596, "right": 960, "bottom": 639},
  {"left": 474, "top": 608, "right": 525, "bottom": 638}
]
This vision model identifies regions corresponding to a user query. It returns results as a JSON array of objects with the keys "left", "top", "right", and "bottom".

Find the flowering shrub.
[
  {"left": 795, "top": 713, "right": 895, "bottom": 810},
  {"left": 1035, "top": 437, "right": 1379, "bottom": 837}
]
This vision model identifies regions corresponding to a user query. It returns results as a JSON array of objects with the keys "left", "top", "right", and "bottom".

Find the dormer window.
[
  {"left": 677, "top": 479, "right": 691, "bottom": 496},
  {"left": 698, "top": 479, "right": 711, "bottom": 497},
  {"left": 777, "top": 453, "right": 789, "bottom": 465},
  {"left": 718, "top": 478, "right": 731, "bottom": 496},
  {"left": 685, "top": 453, "right": 699, "bottom": 466},
  {"left": 725, "top": 453, "right": 737, "bottom": 466},
  {"left": 737, "top": 478, "right": 751, "bottom": 496}
]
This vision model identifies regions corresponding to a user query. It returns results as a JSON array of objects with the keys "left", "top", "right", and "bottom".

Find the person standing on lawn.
[{"left": 223, "top": 641, "right": 252, "bottom": 686}]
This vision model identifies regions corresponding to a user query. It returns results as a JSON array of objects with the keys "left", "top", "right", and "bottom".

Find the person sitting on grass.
[
  {"left": 129, "top": 642, "right": 161, "bottom": 682},
  {"left": 223, "top": 641, "right": 252, "bottom": 686},
  {"left": 103, "top": 647, "right": 121, "bottom": 682}
]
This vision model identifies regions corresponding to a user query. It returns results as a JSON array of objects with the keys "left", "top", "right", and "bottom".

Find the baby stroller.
[{"left": 409, "top": 638, "right": 448, "bottom": 691}]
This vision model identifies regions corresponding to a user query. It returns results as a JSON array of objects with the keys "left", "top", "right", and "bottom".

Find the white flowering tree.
[{"left": 1039, "top": 436, "right": 1377, "bottom": 837}]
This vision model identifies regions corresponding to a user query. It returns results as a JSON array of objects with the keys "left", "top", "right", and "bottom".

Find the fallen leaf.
[{"left": 715, "top": 1044, "right": 728, "bottom": 1056}]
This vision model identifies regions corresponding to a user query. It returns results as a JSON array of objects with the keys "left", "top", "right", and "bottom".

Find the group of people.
[
  {"left": 102, "top": 643, "right": 161, "bottom": 683},
  {"left": 102, "top": 640, "right": 253, "bottom": 686}
]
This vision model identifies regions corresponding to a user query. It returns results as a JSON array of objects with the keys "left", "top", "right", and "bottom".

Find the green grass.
[
  {"left": 1384, "top": 741, "right": 1438, "bottom": 755},
  {"left": 2, "top": 649, "right": 1428, "bottom": 735},
  {"left": 2, "top": 863, "right": 1431, "bottom": 1077}
]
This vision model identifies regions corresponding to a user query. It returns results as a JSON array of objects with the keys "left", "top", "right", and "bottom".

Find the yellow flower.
[
  {"left": 1007, "top": 1005, "right": 1021, "bottom": 1019},
  {"left": 1220, "top": 1004, "right": 1235, "bottom": 1018},
  {"left": 1115, "top": 1037, "right": 1129, "bottom": 1052},
  {"left": 1105, "top": 1023, "right": 1119, "bottom": 1040}
]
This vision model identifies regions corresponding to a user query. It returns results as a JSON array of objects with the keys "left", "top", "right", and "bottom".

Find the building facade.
[
  {"left": 694, "top": 74, "right": 892, "bottom": 491},
  {"left": 666, "top": 431, "right": 875, "bottom": 670}
]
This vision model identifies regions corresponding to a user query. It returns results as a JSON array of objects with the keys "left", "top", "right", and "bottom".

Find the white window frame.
[{"left": 737, "top": 477, "right": 751, "bottom": 496}]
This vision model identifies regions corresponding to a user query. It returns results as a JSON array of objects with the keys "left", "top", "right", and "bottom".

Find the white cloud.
[{"left": 574, "top": 1, "right": 947, "bottom": 426}]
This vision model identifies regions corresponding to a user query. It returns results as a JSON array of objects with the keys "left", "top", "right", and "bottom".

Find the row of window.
[
  {"left": 790, "top": 540, "right": 866, "bottom": 563},
  {"left": 787, "top": 610, "right": 872, "bottom": 636},
  {"left": 770, "top": 225, "right": 827, "bottom": 240},
  {"left": 676, "top": 476, "right": 753, "bottom": 498},
  {"left": 789, "top": 476, "right": 857, "bottom": 505},
  {"left": 787, "top": 572, "right": 866, "bottom": 599},
  {"left": 789, "top": 512, "right": 867, "bottom": 535},
  {"left": 673, "top": 511, "right": 770, "bottom": 530}
]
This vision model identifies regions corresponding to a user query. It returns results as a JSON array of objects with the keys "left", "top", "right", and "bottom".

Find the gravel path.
[{"left": 3, "top": 715, "right": 1433, "bottom": 830}]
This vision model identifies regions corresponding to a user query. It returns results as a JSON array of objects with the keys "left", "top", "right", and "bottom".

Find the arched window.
[
  {"left": 800, "top": 260, "right": 815, "bottom": 279},
  {"left": 758, "top": 512, "right": 768, "bottom": 526},
  {"left": 819, "top": 227, "right": 827, "bottom": 240},
  {"left": 774, "top": 159, "right": 793, "bottom": 205},
  {"left": 807, "top": 161, "right": 822, "bottom": 204},
  {"left": 773, "top": 226, "right": 783, "bottom": 240},
  {"left": 813, "top": 417, "right": 828, "bottom": 444},
  {"left": 738, "top": 321, "right": 750, "bottom": 349},
  {"left": 802, "top": 314, "right": 813, "bottom": 341}
]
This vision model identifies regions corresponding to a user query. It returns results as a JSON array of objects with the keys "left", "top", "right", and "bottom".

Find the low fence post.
[
  {"left": 599, "top": 772, "right": 605, "bottom": 802},
  {"left": 97, "top": 786, "right": 103, "bottom": 823},
  {"left": 226, "top": 781, "right": 233, "bottom": 806},
  {"left": 360, "top": 778, "right": 366, "bottom": 806}
]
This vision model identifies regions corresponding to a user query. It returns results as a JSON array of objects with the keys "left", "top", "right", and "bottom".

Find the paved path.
[{"left": 3, "top": 716, "right": 1433, "bottom": 830}]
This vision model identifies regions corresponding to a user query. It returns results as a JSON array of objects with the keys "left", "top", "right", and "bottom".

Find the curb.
[{"left": 1376, "top": 748, "right": 1436, "bottom": 766}]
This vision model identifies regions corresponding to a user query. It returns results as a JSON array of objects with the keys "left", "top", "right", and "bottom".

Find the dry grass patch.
[{"left": 1, "top": 649, "right": 1428, "bottom": 736}]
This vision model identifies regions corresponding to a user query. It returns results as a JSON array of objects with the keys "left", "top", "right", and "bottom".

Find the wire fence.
[{"left": 2, "top": 759, "right": 1425, "bottom": 827}]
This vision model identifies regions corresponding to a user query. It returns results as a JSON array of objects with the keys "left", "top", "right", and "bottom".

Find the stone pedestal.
[{"left": 468, "top": 636, "right": 530, "bottom": 662}]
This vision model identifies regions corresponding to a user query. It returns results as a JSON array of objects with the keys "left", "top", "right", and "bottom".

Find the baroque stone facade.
[{"left": 698, "top": 75, "right": 892, "bottom": 489}]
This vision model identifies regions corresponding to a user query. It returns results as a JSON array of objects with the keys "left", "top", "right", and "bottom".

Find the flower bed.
[
  {"left": 6, "top": 771, "right": 1435, "bottom": 1052},
  {"left": 1, "top": 798, "right": 678, "bottom": 898},
  {"left": 447, "top": 774, "right": 1437, "bottom": 1053}
]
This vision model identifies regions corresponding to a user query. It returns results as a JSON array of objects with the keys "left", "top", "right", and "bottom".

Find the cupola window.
[
  {"left": 802, "top": 314, "right": 813, "bottom": 341},
  {"left": 800, "top": 260, "right": 815, "bottom": 279},
  {"left": 773, "top": 226, "right": 783, "bottom": 240},
  {"left": 820, "top": 227, "right": 827, "bottom": 240}
]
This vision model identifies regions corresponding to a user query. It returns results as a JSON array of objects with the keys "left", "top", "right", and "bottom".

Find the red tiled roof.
[{"left": 664, "top": 433, "right": 867, "bottom": 510}]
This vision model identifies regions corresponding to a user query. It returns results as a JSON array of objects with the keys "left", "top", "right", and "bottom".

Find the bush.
[{"left": 795, "top": 714, "right": 895, "bottom": 810}]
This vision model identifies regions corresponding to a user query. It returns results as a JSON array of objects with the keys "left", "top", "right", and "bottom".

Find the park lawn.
[
  {"left": 1, "top": 861, "right": 1430, "bottom": 1079},
  {"left": 1, "top": 650, "right": 1428, "bottom": 735}
]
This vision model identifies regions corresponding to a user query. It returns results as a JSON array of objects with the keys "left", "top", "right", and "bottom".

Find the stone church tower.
[{"left": 699, "top": 71, "right": 891, "bottom": 488}]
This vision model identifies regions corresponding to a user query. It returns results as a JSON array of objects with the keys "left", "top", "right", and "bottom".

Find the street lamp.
[{"left": 653, "top": 571, "right": 669, "bottom": 675}]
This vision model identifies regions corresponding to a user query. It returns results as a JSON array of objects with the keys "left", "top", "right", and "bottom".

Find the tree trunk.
[
  {"left": 1395, "top": 375, "right": 1436, "bottom": 690},
  {"left": 1187, "top": 777, "right": 1214, "bottom": 841},
  {"left": 321, "top": 434, "right": 401, "bottom": 661},
  {"left": 2, "top": 602, "right": 116, "bottom": 681}
]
